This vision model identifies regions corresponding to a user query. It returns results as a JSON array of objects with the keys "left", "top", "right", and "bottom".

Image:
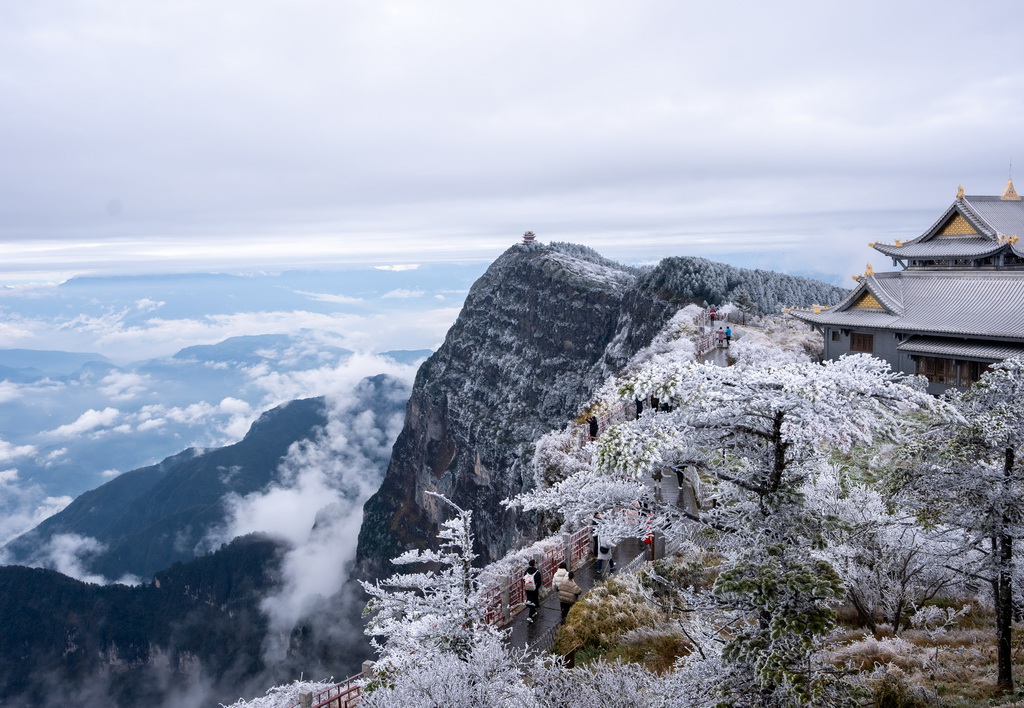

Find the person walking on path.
[
  {"left": 558, "top": 571, "right": 582, "bottom": 620},
  {"left": 552, "top": 563, "right": 569, "bottom": 590},
  {"left": 725, "top": 326, "right": 732, "bottom": 346},
  {"left": 596, "top": 536, "right": 616, "bottom": 575},
  {"left": 524, "top": 560, "right": 542, "bottom": 623}
]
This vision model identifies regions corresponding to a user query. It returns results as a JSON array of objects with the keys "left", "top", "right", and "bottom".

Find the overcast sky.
[{"left": 3, "top": 1, "right": 1024, "bottom": 284}]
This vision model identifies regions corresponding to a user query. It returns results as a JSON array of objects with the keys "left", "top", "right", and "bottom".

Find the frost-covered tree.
[
  {"left": 897, "top": 357, "right": 1024, "bottom": 691},
  {"left": 360, "top": 493, "right": 531, "bottom": 705},
  {"left": 613, "top": 356, "right": 937, "bottom": 703},
  {"left": 809, "top": 467, "right": 964, "bottom": 634},
  {"left": 529, "top": 354, "right": 936, "bottom": 704}
]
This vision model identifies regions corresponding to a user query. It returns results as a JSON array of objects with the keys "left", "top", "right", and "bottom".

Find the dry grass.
[{"left": 828, "top": 599, "right": 1024, "bottom": 706}]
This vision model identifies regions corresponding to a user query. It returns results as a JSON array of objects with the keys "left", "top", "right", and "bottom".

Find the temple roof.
[
  {"left": 789, "top": 269, "right": 1024, "bottom": 340},
  {"left": 897, "top": 336, "right": 1024, "bottom": 361},
  {"left": 871, "top": 187, "right": 1024, "bottom": 261}
]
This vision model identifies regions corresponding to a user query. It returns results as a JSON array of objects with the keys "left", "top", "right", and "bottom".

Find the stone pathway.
[{"left": 506, "top": 536, "right": 648, "bottom": 652}]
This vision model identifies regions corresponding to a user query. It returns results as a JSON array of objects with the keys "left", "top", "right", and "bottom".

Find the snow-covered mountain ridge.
[{"left": 356, "top": 242, "right": 846, "bottom": 571}]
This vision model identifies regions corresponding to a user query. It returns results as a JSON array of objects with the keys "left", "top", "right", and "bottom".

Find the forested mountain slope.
[{"left": 0, "top": 534, "right": 284, "bottom": 708}]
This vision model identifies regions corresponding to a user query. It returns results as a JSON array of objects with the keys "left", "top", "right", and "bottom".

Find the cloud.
[
  {"left": 293, "top": 290, "right": 363, "bottom": 304},
  {"left": 45, "top": 407, "right": 121, "bottom": 437},
  {"left": 0, "top": 382, "right": 23, "bottom": 404},
  {"left": 30, "top": 533, "right": 110, "bottom": 585},
  {"left": 0, "top": 1, "right": 1021, "bottom": 289},
  {"left": 244, "top": 352, "right": 418, "bottom": 412},
  {"left": 0, "top": 438, "right": 37, "bottom": 463},
  {"left": 381, "top": 289, "right": 426, "bottom": 299},
  {"left": 373, "top": 264, "right": 420, "bottom": 271},
  {"left": 203, "top": 370, "right": 410, "bottom": 662},
  {"left": 134, "top": 298, "right": 164, "bottom": 311},
  {"left": 100, "top": 469, "right": 122, "bottom": 478},
  {"left": 98, "top": 371, "right": 150, "bottom": 400},
  {"left": 0, "top": 469, "right": 72, "bottom": 549}
]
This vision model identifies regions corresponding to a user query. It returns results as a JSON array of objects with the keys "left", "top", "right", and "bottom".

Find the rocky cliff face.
[
  {"left": 357, "top": 243, "right": 847, "bottom": 571},
  {"left": 358, "top": 243, "right": 648, "bottom": 570}
]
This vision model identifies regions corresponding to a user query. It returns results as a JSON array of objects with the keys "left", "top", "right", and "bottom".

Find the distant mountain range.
[{"left": 3, "top": 373, "right": 408, "bottom": 581}]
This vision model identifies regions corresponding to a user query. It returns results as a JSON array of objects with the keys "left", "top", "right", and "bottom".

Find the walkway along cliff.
[{"left": 355, "top": 241, "right": 847, "bottom": 575}]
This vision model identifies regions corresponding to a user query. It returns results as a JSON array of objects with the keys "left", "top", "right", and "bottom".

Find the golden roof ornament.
[
  {"left": 865, "top": 263, "right": 874, "bottom": 276},
  {"left": 894, "top": 239, "right": 903, "bottom": 247},
  {"left": 956, "top": 184, "right": 965, "bottom": 199},
  {"left": 1002, "top": 178, "right": 1021, "bottom": 201}
]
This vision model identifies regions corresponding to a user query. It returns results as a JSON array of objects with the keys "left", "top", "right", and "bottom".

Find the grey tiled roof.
[
  {"left": 897, "top": 336, "right": 1024, "bottom": 361},
  {"left": 872, "top": 238, "right": 1004, "bottom": 258},
  {"left": 963, "top": 196, "right": 1024, "bottom": 237},
  {"left": 871, "top": 196, "right": 1024, "bottom": 259},
  {"left": 789, "top": 270, "right": 1024, "bottom": 340}
]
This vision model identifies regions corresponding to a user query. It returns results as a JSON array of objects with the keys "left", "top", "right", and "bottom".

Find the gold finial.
[
  {"left": 1011, "top": 235, "right": 1020, "bottom": 244},
  {"left": 894, "top": 239, "right": 903, "bottom": 247},
  {"left": 783, "top": 307, "right": 791, "bottom": 314},
  {"left": 868, "top": 242, "right": 874, "bottom": 247},
  {"left": 865, "top": 263, "right": 874, "bottom": 276},
  {"left": 1002, "top": 178, "right": 1021, "bottom": 201},
  {"left": 956, "top": 185, "right": 965, "bottom": 199},
  {"left": 812, "top": 304, "right": 822, "bottom": 314},
  {"left": 851, "top": 274, "right": 859, "bottom": 281}
]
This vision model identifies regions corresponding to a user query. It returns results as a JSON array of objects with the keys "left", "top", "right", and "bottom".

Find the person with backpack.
[
  {"left": 523, "top": 560, "right": 542, "bottom": 623},
  {"left": 558, "top": 571, "right": 582, "bottom": 620}
]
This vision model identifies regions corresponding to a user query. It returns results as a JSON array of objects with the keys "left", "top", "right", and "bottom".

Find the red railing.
[
  {"left": 540, "top": 545, "right": 561, "bottom": 586},
  {"left": 507, "top": 564, "right": 526, "bottom": 614},
  {"left": 568, "top": 526, "right": 591, "bottom": 570},
  {"left": 481, "top": 582, "right": 503, "bottom": 626},
  {"left": 288, "top": 674, "right": 364, "bottom": 708}
]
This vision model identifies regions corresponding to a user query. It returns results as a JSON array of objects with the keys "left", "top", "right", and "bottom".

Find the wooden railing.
[{"left": 291, "top": 673, "right": 364, "bottom": 708}]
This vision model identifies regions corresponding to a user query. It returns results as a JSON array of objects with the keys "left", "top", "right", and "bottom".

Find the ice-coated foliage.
[
  {"left": 219, "top": 679, "right": 339, "bottom": 708},
  {"left": 897, "top": 356, "right": 1024, "bottom": 689},
  {"left": 637, "top": 256, "right": 848, "bottom": 316},
  {"left": 360, "top": 631, "right": 532, "bottom": 708},
  {"left": 809, "top": 466, "right": 966, "bottom": 633},
  {"left": 361, "top": 494, "right": 493, "bottom": 674},
  {"left": 517, "top": 346, "right": 941, "bottom": 704},
  {"left": 729, "top": 315, "right": 823, "bottom": 367},
  {"left": 618, "top": 304, "right": 701, "bottom": 376},
  {"left": 530, "top": 428, "right": 594, "bottom": 488}
]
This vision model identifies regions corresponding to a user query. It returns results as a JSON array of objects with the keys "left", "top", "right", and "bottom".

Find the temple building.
[{"left": 789, "top": 179, "right": 1024, "bottom": 393}]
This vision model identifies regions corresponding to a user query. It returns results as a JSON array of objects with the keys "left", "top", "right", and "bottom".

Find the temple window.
[
  {"left": 915, "top": 357, "right": 991, "bottom": 386},
  {"left": 850, "top": 332, "right": 874, "bottom": 353}
]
